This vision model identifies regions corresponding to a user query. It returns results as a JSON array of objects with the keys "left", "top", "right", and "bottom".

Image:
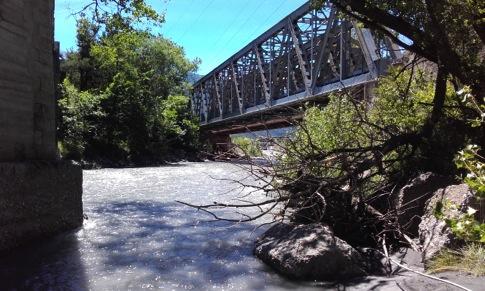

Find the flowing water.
[{"left": 0, "top": 162, "right": 322, "bottom": 290}]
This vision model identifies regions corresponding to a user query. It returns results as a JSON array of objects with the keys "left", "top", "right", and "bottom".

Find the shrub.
[
  {"left": 232, "top": 137, "right": 262, "bottom": 157},
  {"left": 434, "top": 87, "right": 485, "bottom": 243},
  {"left": 428, "top": 244, "right": 485, "bottom": 276},
  {"left": 280, "top": 67, "right": 444, "bottom": 194},
  {"left": 59, "top": 24, "right": 200, "bottom": 164}
]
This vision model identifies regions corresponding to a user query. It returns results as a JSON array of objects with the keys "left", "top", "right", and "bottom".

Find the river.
[
  {"left": 0, "top": 162, "right": 324, "bottom": 290},
  {"left": 1, "top": 162, "right": 480, "bottom": 291}
]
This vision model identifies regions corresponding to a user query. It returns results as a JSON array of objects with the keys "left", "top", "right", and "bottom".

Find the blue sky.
[{"left": 55, "top": 0, "right": 307, "bottom": 75}]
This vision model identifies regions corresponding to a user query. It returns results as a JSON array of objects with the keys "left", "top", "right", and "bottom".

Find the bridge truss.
[{"left": 192, "top": 1, "right": 403, "bottom": 126}]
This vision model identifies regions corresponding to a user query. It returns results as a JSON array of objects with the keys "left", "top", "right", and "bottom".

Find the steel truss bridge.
[{"left": 191, "top": 1, "right": 403, "bottom": 130}]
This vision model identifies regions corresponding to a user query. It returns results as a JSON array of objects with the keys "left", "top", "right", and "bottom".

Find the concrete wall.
[
  {"left": 0, "top": 161, "right": 83, "bottom": 251},
  {"left": 0, "top": 0, "right": 83, "bottom": 251},
  {"left": 0, "top": 0, "right": 57, "bottom": 161}
]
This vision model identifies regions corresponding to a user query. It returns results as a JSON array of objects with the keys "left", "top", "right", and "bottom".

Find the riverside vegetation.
[{"left": 58, "top": 0, "right": 200, "bottom": 167}]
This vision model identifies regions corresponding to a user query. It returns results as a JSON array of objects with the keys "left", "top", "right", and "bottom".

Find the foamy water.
[{"left": 0, "top": 162, "right": 322, "bottom": 290}]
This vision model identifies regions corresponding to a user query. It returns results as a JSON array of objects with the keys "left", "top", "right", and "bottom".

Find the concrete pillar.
[{"left": 0, "top": 0, "right": 83, "bottom": 251}]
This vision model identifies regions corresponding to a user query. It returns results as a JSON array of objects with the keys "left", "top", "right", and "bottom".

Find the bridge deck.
[{"left": 192, "top": 1, "right": 403, "bottom": 127}]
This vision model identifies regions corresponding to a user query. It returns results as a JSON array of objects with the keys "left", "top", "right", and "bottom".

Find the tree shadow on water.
[
  {"left": 84, "top": 200, "right": 285, "bottom": 289},
  {"left": 87, "top": 201, "right": 400, "bottom": 290},
  {"left": 0, "top": 200, "right": 392, "bottom": 290}
]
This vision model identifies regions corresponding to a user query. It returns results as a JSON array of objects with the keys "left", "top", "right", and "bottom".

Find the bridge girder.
[{"left": 192, "top": 1, "right": 403, "bottom": 127}]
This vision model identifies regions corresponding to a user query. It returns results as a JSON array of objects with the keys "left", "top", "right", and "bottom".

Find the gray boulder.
[
  {"left": 254, "top": 223, "right": 366, "bottom": 280},
  {"left": 395, "top": 172, "right": 454, "bottom": 236},
  {"left": 419, "top": 184, "right": 476, "bottom": 263}
]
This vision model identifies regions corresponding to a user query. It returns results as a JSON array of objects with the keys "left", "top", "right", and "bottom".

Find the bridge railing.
[{"left": 192, "top": 1, "right": 403, "bottom": 126}]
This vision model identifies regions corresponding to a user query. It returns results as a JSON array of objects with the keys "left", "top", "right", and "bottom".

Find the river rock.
[
  {"left": 418, "top": 183, "right": 476, "bottom": 263},
  {"left": 254, "top": 223, "right": 366, "bottom": 280},
  {"left": 395, "top": 172, "right": 454, "bottom": 236}
]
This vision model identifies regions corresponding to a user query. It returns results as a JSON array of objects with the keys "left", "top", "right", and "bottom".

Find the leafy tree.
[
  {"left": 160, "top": 95, "right": 200, "bottom": 157},
  {"left": 58, "top": 1, "right": 200, "bottom": 165},
  {"left": 78, "top": 0, "right": 164, "bottom": 29},
  {"left": 232, "top": 137, "right": 263, "bottom": 157},
  {"left": 58, "top": 79, "right": 106, "bottom": 159}
]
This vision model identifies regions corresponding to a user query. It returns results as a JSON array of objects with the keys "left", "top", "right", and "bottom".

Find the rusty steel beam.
[{"left": 208, "top": 114, "right": 304, "bottom": 136}]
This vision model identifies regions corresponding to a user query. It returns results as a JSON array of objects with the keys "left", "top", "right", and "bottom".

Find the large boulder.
[
  {"left": 254, "top": 223, "right": 366, "bottom": 280},
  {"left": 395, "top": 172, "right": 454, "bottom": 236},
  {"left": 418, "top": 183, "right": 478, "bottom": 263}
]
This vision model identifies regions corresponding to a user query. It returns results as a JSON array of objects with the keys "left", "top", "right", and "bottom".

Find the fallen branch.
[{"left": 176, "top": 199, "right": 281, "bottom": 223}]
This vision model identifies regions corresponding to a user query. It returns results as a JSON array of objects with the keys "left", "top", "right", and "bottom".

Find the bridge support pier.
[{"left": 0, "top": 0, "right": 83, "bottom": 251}]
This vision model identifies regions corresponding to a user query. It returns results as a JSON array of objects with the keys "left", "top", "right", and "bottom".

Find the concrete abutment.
[
  {"left": 0, "top": 0, "right": 83, "bottom": 251},
  {"left": 0, "top": 161, "right": 83, "bottom": 251}
]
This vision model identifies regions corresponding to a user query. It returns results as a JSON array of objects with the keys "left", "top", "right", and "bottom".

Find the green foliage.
[
  {"left": 428, "top": 244, "right": 485, "bottom": 276},
  {"left": 232, "top": 137, "right": 262, "bottom": 157},
  {"left": 91, "top": 31, "right": 195, "bottom": 96},
  {"left": 274, "top": 65, "right": 482, "bottom": 231},
  {"left": 434, "top": 87, "right": 485, "bottom": 243},
  {"left": 436, "top": 91, "right": 485, "bottom": 243},
  {"left": 455, "top": 145, "right": 485, "bottom": 199},
  {"left": 257, "top": 0, "right": 485, "bottom": 242},
  {"left": 80, "top": 0, "right": 164, "bottom": 30},
  {"left": 58, "top": 10, "right": 199, "bottom": 165},
  {"left": 293, "top": 67, "right": 437, "bottom": 152},
  {"left": 281, "top": 67, "right": 444, "bottom": 184},
  {"left": 458, "top": 86, "right": 485, "bottom": 128},
  {"left": 370, "top": 69, "right": 435, "bottom": 134},
  {"left": 160, "top": 95, "right": 200, "bottom": 153},
  {"left": 58, "top": 79, "right": 106, "bottom": 159},
  {"left": 297, "top": 98, "right": 366, "bottom": 152},
  {"left": 435, "top": 199, "right": 485, "bottom": 243}
]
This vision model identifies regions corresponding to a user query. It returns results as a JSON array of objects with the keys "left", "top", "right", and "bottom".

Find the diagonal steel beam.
[
  {"left": 213, "top": 74, "right": 223, "bottom": 117},
  {"left": 385, "top": 36, "right": 403, "bottom": 60},
  {"left": 328, "top": 52, "right": 340, "bottom": 78},
  {"left": 231, "top": 62, "right": 244, "bottom": 113},
  {"left": 288, "top": 18, "right": 312, "bottom": 95},
  {"left": 254, "top": 45, "right": 271, "bottom": 105},
  {"left": 311, "top": 7, "right": 337, "bottom": 90},
  {"left": 224, "top": 71, "right": 233, "bottom": 114},
  {"left": 195, "top": 86, "right": 203, "bottom": 116},
  {"left": 353, "top": 21, "right": 379, "bottom": 78}
]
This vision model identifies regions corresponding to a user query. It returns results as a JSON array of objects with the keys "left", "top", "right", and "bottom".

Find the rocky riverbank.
[{"left": 253, "top": 172, "right": 484, "bottom": 290}]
